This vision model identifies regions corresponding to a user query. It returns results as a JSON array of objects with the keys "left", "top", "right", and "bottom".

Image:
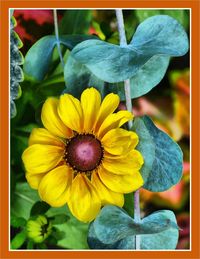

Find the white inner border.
[{"left": 9, "top": 7, "right": 192, "bottom": 252}]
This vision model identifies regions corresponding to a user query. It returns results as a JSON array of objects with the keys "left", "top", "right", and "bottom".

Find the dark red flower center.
[{"left": 65, "top": 134, "right": 103, "bottom": 172}]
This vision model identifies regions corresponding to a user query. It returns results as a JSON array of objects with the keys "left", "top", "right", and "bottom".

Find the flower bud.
[{"left": 26, "top": 215, "right": 52, "bottom": 243}]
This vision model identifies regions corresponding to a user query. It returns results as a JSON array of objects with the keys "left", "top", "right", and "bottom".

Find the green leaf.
[
  {"left": 91, "top": 206, "right": 179, "bottom": 245},
  {"left": 88, "top": 206, "right": 179, "bottom": 250},
  {"left": 30, "top": 201, "right": 50, "bottom": 216},
  {"left": 71, "top": 15, "right": 188, "bottom": 85},
  {"left": 23, "top": 35, "right": 97, "bottom": 81},
  {"left": 134, "top": 116, "right": 183, "bottom": 191},
  {"left": 11, "top": 229, "right": 27, "bottom": 249},
  {"left": 135, "top": 9, "right": 189, "bottom": 29},
  {"left": 11, "top": 182, "right": 40, "bottom": 220},
  {"left": 132, "top": 117, "right": 155, "bottom": 183},
  {"left": 27, "top": 240, "right": 34, "bottom": 249},
  {"left": 50, "top": 214, "right": 70, "bottom": 225},
  {"left": 64, "top": 56, "right": 105, "bottom": 98},
  {"left": 46, "top": 206, "right": 89, "bottom": 249},
  {"left": 135, "top": 10, "right": 161, "bottom": 22},
  {"left": 16, "top": 123, "right": 38, "bottom": 134},
  {"left": 11, "top": 135, "right": 29, "bottom": 171},
  {"left": 11, "top": 216, "right": 27, "bottom": 228},
  {"left": 58, "top": 10, "right": 92, "bottom": 35},
  {"left": 123, "top": 193, "right": 134, "bottom": 217}
]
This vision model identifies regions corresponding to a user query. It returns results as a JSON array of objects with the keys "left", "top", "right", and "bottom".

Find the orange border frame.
[{"left": 0, "top": 0, "right": 199, "bottom": 258}]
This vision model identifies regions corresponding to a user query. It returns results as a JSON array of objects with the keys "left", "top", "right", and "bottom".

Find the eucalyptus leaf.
[
  {"left": 93, "top": 206, "right": 136, "bottom": 244},
  {"left": 88, "top": 206, "right": 179, "bottom": 250},
  {"left": 23, "top": 35, "right": 97, "bottom": 81},
  {"left": 130, "top": 15, "right": 188, "bottom": 56},
  {"left": 11, "top": 229, "right": 27, "bottom": 249},
  {"left": 71, "top": 15, "right": 188, "bottom": 85},
  {"left": 87, "top": 223, "right": 119, "bottom": 249},
  {"left": 118, "top": 210, "right": 179, "bottom": 250},
  {"left": 92, "top": 206, "right": 179, "bottom": 244},
  {"left": 133, "top": 116, "right": 183, "bottom": 191},
  {"left": 132, "top": 117, "right": 155, "bottom": 183},
  {"left": 107, "top": 55, "right": 170, "bottom": 100},
  {"left": 64, "top": 56, "right": 105, "bottom": 98}
]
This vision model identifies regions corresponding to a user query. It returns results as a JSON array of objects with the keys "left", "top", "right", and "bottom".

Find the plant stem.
[
  {"left": 115, "top": 9, "right": 141, "bottom": 250},
  {"left": 134, "top": 189, "right": 141, "bottom": 249},
  {"left": 115, "top": 9, "right": 133, "bottom": 128},
  {"left": 53, "top": 9, "right": 65, "bottom": 69}
]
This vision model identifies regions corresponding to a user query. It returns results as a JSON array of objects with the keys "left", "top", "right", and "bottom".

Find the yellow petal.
[
  {"left": 91, "top": 171, "right": 124, "bottom": 207},
  {"left": 26, "top": 172, "right": 46, "bottom": 189},
  {"left": 67, "top": 174, "right": 101, "bottom": 222},
  {"left": 22, "top": 144, "right": 64, "bottom": 174},
  {"left": 81, "top": 88, "right": 101, "bottom": 132},
  {"left": 29, "top": 128, "right": 64, "bottom": 147},
  {"left": 41, "top": 97, "right": 73, "bottom": 138},
  {"left": 103, "top": 150, "right": 144, "bottom": 175},
  {"left": 98, "top": 167, "right": 144, "bottom": 193},
  {"left": 101, "top": 128, "right": 138, "bottom": 155},
  {"left": 38, "top": 165, "right": 72, "bottom": 207},
  {"left": 58, "top": 94, "right": 83, "bottom": 132},
  {"left": 94, "top": 93, "right": 119, "bottom": 132},
  {"left": 97, "top": 110, "right": 133, "bottom": 138}
]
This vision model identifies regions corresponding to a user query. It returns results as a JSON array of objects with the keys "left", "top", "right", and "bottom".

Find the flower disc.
[{"left": 65, "top": 134, "right": 103, "bottom": 172}]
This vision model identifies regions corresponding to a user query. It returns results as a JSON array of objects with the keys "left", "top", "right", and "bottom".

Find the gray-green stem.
[
  {"left": 53, "top": 10, "right": 65, "bottom": 69},
  {"left": 115, "top": 9, "right": 141, "bottom": 250}
]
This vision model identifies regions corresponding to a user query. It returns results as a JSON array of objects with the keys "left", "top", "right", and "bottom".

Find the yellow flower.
[
  {"left": 22, "top": 88, "right": 144, "bottom": 222},
  {"left": 26, "top": 215, "right": 52, "bottom": 243}
]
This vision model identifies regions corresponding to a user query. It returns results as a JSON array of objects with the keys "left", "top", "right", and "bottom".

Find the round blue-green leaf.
[
  {"left": 64, "top": 55, "right": 105, "bottom": 98},
  {"left": 118, "top": 210, "right": 179, "bottom": 250},
  {"left": 24, "top": 36, "right": 56, "bottom": 81},
  {"left": 88, "top": 207, "right": 179, "bottom": 250},
  {"left": 71, "top": 39, "right": 153, "bottom": 83},
  {"left": 92, "top": 206, "right": 135, "bottom": 244},
  {"left": 23, "top": 35, "right": 97, "bottom": 81},
  {"left": 139, "top": 116, "right": 183, "bottom": 191},
  {"left": 71, "top": 15, "right": 188, "bottom": 84},
  {"left": 107, "top": 55, "right": 170, "bottom": 100},
  {"left": 92, "top": 206, "right": 179, "bottom": 245},
  {"left": 131, "top": 15, "right": 188, "bottom": 56},
  {"left": 132, "top": 117, "right": 155, "bottom": 183},
  {"left": 117, "top": 211, "right": 179, "bottom": 250},
  {"left": 87, "top": 223, "right": 119, "bottom": 249}
]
